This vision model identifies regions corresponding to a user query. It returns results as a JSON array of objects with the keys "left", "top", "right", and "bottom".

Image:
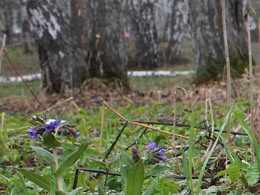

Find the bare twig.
[
  {"left": 201, "top": 98, "right": 214, "bottom": 162},
  {"left": 102, "top": 101, "right": 189, "bottom": 139},
  {"left": 3, "top": 49, "right": 46, "bottom": 110},
  {"left": 100, "top": 102, "right": 105, "bottom": 153},
  {"left": 0, "top": 34, "right": 6, "bottom": 72},
  {"left": 45, "top": 97, "right": 74, "bottom": 112},
  {"left": 0, "top": 112, "right": 4, "bottom": 132},
  {"left": 104, "top": 121, "right": 128, "bottom": 160},
  {"left": 221, "top": 0, "right": 231, "bottom": 139},
  {"left": 244, "top": 3, "right": 255, "bottom": 160}
]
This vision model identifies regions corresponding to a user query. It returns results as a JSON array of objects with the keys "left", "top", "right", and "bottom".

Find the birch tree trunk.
[
  {"left": 129, "top": 0, "right": 161, "bottom": 69},
  {"left": 27, "top": 0, "right": 88, "bottom": 93},
  {"left": 86, "top": 0, "right": 129, "bottom": 87},
  {"left": 189, "top": 0, "right": 249, "bottom": 84},
  {"left": 166, "top": 0, "right": 187, "bottom": 64}
]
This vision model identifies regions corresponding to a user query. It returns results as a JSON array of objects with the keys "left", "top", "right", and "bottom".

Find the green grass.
[
  {"left": 130, "top": 74, "right": 193, "bottom": 91},
  {"left": 0, "top": 47, "right": 39, "bottom": 77},
  {"left": 0, "top": 80, "right": 40, "bottom": 98}
]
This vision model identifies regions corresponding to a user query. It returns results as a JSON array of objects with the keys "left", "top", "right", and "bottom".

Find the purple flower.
[
  {"left": 132, "top": 147, "right": 138, "bottom": 154},
  {"left": 147, "top": 142, "right": 157, "bottom": 150},
  {"left": 45, "top": 119, "right": 60, "bottom": 132},
  {"left": 45, "top": 124, "right": 54, "bottom": 132},
  {"left": 158, "top": 148, "right": 165, "bottom": 156},
  {"left": 161, "top": 156, "right": 167, "bottom": 162},
  {"left": 27, "top": 129, "right": 39, "bottom": 139},
  {"left": 131, "top": 147, "right": 140, "bottom": 163},
  {"left": 53, "top": 120, "right": 60, "bottom": 127},
  {"left": 70, "top": 129, "right": 80, "bottom": 137}
]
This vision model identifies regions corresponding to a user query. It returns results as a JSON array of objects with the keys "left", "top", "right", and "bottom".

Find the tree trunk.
[
  {"left": 165, "top": 0, "right": 187, "bottom": 64},
  {"left": 86, "top": 0, "right": 129, "bottom": 88},
  {"left": 21, "top": 0, "right": 34, "bottom": 53},
  {"left": 189, "top": 0, "right": 249, "bottom": 84},
  {"left": 27, "top": 0, "right": 88, "bottom": 93},
  {"left": 129, "top": 0, "right": 161, "bottom": 70}
]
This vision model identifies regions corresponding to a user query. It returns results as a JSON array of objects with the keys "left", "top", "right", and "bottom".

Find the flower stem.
[{"left": 53, "top": 148, "right": 63, "bottom": 192}]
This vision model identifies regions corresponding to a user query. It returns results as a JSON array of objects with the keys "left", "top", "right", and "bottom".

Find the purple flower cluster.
[
  {"left": 26, "top": 116, "right": 80, "bottom": 139},
  {"left": 131, "top": 142, "right": 167, "bottom": 164}
]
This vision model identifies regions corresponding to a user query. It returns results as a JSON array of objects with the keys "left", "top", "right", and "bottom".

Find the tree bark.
[
  {"left": 129, "top": 0, "right": 161, "bottom": 70},
  {"left": 27, "top": 0, "right": 88, "bottom": 93},
  {"left": 166, "top": 0, "right": 187, "bottom": 64},
  {"left": 189, "top": 0, "right": 249, "bottom": 84},
  {"left": 86, "top": 0, "right": 129, "bottom": 88}
]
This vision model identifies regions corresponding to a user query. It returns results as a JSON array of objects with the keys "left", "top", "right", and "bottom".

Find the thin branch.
[
  {"left": 131, "top": 120, "right": 247, "bottom": 136},
  {"left": 221, "top": 0, "right": 231, "bottom": 139},
  {"left": 102, "top": 101, "right": 189, "bottom": 139},
  {"left": 3, "top": 49, "right": 46, "bottom": 110},
  {"left": 104, "top": 121, "right": 128, "bottom": 160},
  {"left": 75, "top": 167, "right": 212, "bottom": 180}
]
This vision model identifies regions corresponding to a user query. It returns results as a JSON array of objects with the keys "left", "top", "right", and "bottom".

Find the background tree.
[
  {"left": 27, "top": 0, "right": 88, "bottom": 93},
  {"left": 128, "top": 0, "right": 161, "bottom": 69},
  {"left": 189, "top": 0, "right": 249, "bottom": 84},
  {"left": 86, "top": 0, "right": 129, "bottom": 87},
  {"left": 165, "top": 0, "right": 188, "bottom": 64}
]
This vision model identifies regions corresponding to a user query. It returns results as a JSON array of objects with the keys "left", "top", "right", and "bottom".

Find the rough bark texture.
[
  {"left": 129, "top": 0, "right": 161, "bottom": 69},
  {"left": 189, "top": 0, "right": 249, "bottom": 84},
  {"left": 86, "top": 0, "right": 129, "bottom": 88},
  {"left": 70, "top": 0, "right": 84, "bottom": 46},
  {"left": 165, "top": 0, "right": 187, "bottom": 64},
  {"left": 27, "top": 0, "right": 88, "bottom": 93}
]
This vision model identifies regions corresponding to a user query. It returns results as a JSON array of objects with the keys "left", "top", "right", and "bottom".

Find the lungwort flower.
[
  {"left": 131, "top": 142, "right": 167, "bottom": 164},
  {"left": 26, "top": 116, "right": 80, "bottom": 139},
  {"left": 27, "top": 128, "right": 39, "bottom": 139}
]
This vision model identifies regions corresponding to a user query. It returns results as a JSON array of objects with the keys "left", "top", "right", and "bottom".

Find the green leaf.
[
  {"left": 196, "top": 109, "right": 232, "bottom": 195},
  {"left": 214, "top": 162, "right": 241, "bottom": 183},
  {"left": 17, "top": 173, "right": 29, "bottom": 195},
  {"left": 55, "top": 142, "right": 88, "bottom": 178},
  {"left": 235, "top": 110, "right": 260, "bottom": 171},
  {"left": 126, "top": 160, "right": 144, "bottom": 195},
  {"left": 142, "top": 181, "right": 155, "bottom": 195},
  {"left": 67, "top": 187, "right": 83, "bottom": 195},
  {"left": 244, "top": 164, "right": 260, "bottom": 187},
  {"left": 120, "top": 151, "right": 135, "bottom": 183},
  {"left": 145, "top": 165, "right": 169, "bottom": 178},
  {"left": 31, "top": 146, "right": 53, "bottom": 163},
  {"left": 42, "top": 132, "right": 61, "bottom": 148},
  {"left": 17, "top": 168, "right": 51, "bottom": 191}
]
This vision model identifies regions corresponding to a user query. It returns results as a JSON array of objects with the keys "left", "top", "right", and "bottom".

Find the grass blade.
[
  {"left": 235, "top": 110, "right": 260, "bottom": 171},
  {"left": 195, "top": 109, "right": 231, "bottom": 194}
]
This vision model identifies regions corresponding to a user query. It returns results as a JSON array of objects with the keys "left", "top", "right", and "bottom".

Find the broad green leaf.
[
  {"left": 42, "top": 132, "right": 61, "bottom": 148},
  {"left": 67, "top": 187, "right": 83, "bottom": 195},
  {"left": 245, "top": 164, "right": 260, "bottom": 187},
  {"left": 120, "top": 151, "right": 135, "bottom": 183},
  {"left": 214, "top": 162, "right": 240, "bottom": 183},
  {"left": 31, "top": 146, "right": 53, "bottom": 163},
  {"left": 55, "top": 142, "right": 88, "bottom": 177},
  {"left": 17, "top": 168, "right": 51, "bottom": 191},
  {"left": 126, "top": 160, "right": 144, "bottom": 195},
  {"left": 145, "top": 165, "right": 169, "bottom": 178},
  {"left": 142, "top": 181, "right": 155, "bottom": 195}
]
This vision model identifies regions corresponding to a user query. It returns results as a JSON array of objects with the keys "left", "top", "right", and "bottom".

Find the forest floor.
[
  {"left": 1, "top": 63, "right": 260, "bottom": 117},
  {"left": 0, "top": 43, "right": 260, "bottom": 116}
]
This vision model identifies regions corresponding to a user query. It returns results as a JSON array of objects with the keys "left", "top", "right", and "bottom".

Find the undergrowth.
[{"left": 0, "top": 99, "right": 259, "bottom": 194}]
